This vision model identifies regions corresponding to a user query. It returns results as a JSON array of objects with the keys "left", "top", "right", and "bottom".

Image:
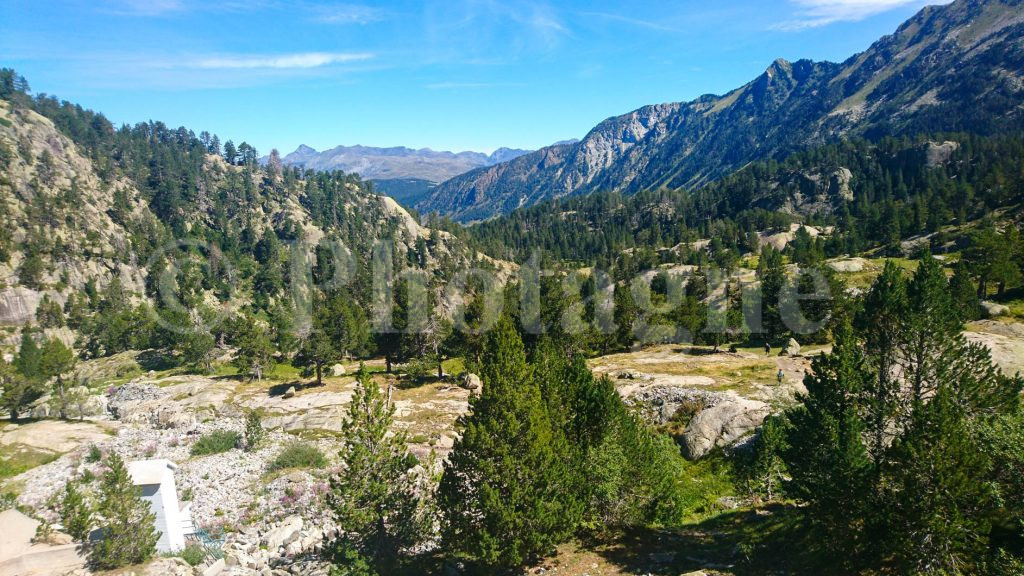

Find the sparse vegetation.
[
  {"left": 190, "top": 430, "right": 240, "bottom": 456},
  {"left": 0, "top": 447, "right": 59, "bottom": 480},
  {"left": 244, "top": 410, "right": 266, "bottom": 452},
  {"left": 179, "top": 543, "right": 207, "bottom": 566},
  {"left": 268, "top": 443, "right": 326, "bottom": 472}
]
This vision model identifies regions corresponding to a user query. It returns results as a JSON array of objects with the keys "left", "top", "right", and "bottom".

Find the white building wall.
[{"left": 131, "top": 461, "right": 186, "bottom": 553}]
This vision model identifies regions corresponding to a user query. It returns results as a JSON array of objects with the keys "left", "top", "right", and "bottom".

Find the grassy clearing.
[
  {"left": 1006, "top": 299, "right": 1024, "bottom": 319},
  {"left": 676, "top": 454, "right": 738, "bottom": 523},
  {"left": 0, "top": 445, "right": 59, "bottom": 480},
  {"left": 595, "top": 345, "right": 780, "bottom": 397},
  {"left": 441, "top": 357, "right": 466, "bottom": 376}
]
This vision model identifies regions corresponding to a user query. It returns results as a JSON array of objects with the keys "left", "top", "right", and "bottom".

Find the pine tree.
[
  {"left": 899, "top": 255, "right": 959, "bottom": 413},
  {"left": 739, "top": 414, "right": 790, "bottom": 501},
  {"left": 329, "top": 365, "right": 428, "bottom": 573},
  {"left": 949, "top": 260, "right": 981, "bottom": 321},
  {"left": 0, "top": 360, "right": 45, "bottom": 420},
  {"left": 784, "top": 320, "right": 874, "bottom": 564},
  {"left": 757, "top": 245, "right": 788, "bottom": 344},
  {"left": 785, "top": 257, "right": 1024, "bottom": 573},
  {"left": 243, "top": 410, "right": 266, "bottom": 452},
  {"left": 233, "top": 316, "right": 275, "bottom": 381},
  {"left": 90, "top": 453, "right": 160, "bottom": 570},
  {"left": 60, "top": 480, "right": 93, "bottom": 542},
  {"left": 612, "top": 282, "right": 636, "bottom": 351},
  {"left": 439, "top": 317, "right": 576, "bottom": 569},
  {"left": 39, "top": 337, "right": 76, "bottom": 419},
  {"left": 856, "top": 261, "right": 907, "bottom": 462},
  {"left": 14, "top": 329, "right": 42, "bottom": 381},
  {"left": 882, "top": 390, "right": 995, "bottom": 574}
]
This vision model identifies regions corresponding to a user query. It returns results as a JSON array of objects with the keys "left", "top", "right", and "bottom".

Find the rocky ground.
[
  {"left": 1, "top": 313, "right": 1021, "bottom": 575},
  {"left": 590, "top": 344, "right": 812, "bottom": 459},
  {"left": 0, "top": 359, "right": 473, "bottom": 576}
]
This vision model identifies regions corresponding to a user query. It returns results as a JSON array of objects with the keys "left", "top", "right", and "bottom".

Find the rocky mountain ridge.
[
  {"left": 277, "top": 143, "right": 531, "bottom": 183},
  {"left": 419, "top": 0, "right": 1024, "bottom": 221}
]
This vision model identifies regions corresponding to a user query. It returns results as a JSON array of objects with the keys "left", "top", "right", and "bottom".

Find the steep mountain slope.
[
  {"left": 370, "top": 177, "right": 437, "bottom": 208},
  {"left": 0, "top": 90, "right": 490, "bottom": 348},
  {"left": 459, "top": 134, "right": 1024, "bottom": 266},
  {"left": 420, "top": 0, "right": 1024, "bottom": 221},
  {"left": 278, "top": 143, "right": 530, "bottom": 183}
]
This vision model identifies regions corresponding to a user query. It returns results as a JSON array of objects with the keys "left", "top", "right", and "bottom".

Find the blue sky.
[{"left": 1, "top": 0, "right": 950, "bottom": 155}]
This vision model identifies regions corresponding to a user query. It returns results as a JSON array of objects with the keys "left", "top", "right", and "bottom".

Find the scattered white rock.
[
  {"left": 781, "top": 338, "right": 801, "bottom": 357},
  {"left": 460, "top": 373, "right": 481, "bottom": 391},
  {"left": 981, "top": 301, "right": 1011, "bottom": 317}
]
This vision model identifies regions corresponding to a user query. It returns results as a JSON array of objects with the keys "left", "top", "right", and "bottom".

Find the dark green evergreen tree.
[
  {"left": 39, "top": 336, "right": 76, "bottom": 419},
  {"left": 89, "top": 453, "right": 160, "bottom": 570},
  {"left": 232, "top": 314, "right": 275, "bottom": 381},
  {"left": 0, "top": 360, "right": 44, "bottom": 420},
  {"left": 328, "top": 365, "right": 428, "bottom": 574},
  {"left": 60, "top": 480, "right": 93, "bottom": 542},
  {"left": 784, "top": 320, "right": 874, "bottom": 565},
  {"left": 439, "top": 317, "right": 576, "bottom": 569}
]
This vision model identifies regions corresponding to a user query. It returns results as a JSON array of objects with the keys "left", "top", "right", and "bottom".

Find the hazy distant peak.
[{"left": 278, "top": 143, "right": 531, "bottom": 182}]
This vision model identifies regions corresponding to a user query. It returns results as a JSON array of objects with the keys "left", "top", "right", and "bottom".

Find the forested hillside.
[
  {"left": 0, "top": 69, "right": 496, "bottom": 377},
  {"left": 451, "top": 135, "right": 1024, "bottom": 274}
]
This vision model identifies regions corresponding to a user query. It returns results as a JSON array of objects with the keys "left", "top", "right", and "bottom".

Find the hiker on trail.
[
  {"left": 765, "top": 342, "right": 771, "bottom": 356},
  {"left": 777, "top": 369, "right": 785, "bottom": 384}
]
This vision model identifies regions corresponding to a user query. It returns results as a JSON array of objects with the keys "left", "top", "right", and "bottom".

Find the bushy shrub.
[
  {"left": 179, "top": 543, "right": 206, "bottom": 566},
  {"left": 267, "top": 443, "right": 326, "bottom": 472},
  {"left": 190, "top": 430, "right": 240, "bottom": 456},
  {"left": 244, "top": 411, "right": 266, "bottom": 452}
]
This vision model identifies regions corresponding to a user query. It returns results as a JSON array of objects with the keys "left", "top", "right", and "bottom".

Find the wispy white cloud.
[
  {"left": 195, "top": 52, "right": 373, "bottom": 70},
  {"left": 421, "top": 0, "right": 570, "bottom": 64},
  {"left": 309, "top": 3, "right": 387, "bottom": 25},
  {"left": 579, "top": 11, "right": 676, "bottom": 32},
  {"left": 775, "top": 0, "right": 951, "bottom": 31}
]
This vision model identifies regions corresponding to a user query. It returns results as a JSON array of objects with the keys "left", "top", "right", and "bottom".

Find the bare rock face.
[
  {"left": 925, "top": 141, "right": 960, "bottom": 167},
  {"left": 0, "top": 287, "right": 41, "bottom": 325},
  {"left": 681, "top": 398, "right": 771, "bottom": 460},
  {"left": 830, "top": 167, "right": 854, "bottom": 202},
  {"left": 142, "top": 557, "right": 195, "bottom": 576},
  {"left": 263, "top": 515, "right": 304, "bottom": 552},
  {"left": 629, "top": 385, "right": 721, "bottom": 426},
  {"left": 107, "top": 382, "right": 166, "bottom": 417},
  {"left": 108, "top": 382, "right": 196, "bottom": 429}
]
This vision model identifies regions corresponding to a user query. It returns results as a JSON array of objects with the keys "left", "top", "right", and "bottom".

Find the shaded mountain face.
[
  {"left": 419, "top": 0, "right": 1024, "bottom": 222},
  {"left": 278, "top": 144, "right": 530, "bottom": 183}
]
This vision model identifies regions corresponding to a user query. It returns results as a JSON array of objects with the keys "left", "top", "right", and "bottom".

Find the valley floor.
[{"left": 1, "top": 313, "right": 1022, "bottom": 576}]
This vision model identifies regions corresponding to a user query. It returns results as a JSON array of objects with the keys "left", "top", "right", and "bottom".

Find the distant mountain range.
[
  {"left": 277, "top": 144, "right": 531, "bottom": 184},
  {"left": 417, "top": 0, "right": 1024, "bottom": 221}
]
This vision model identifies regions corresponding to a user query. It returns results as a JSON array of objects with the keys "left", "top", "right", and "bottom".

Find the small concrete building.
[{"left": 127, "top": 459, "right": 195, "bottom": 553}]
